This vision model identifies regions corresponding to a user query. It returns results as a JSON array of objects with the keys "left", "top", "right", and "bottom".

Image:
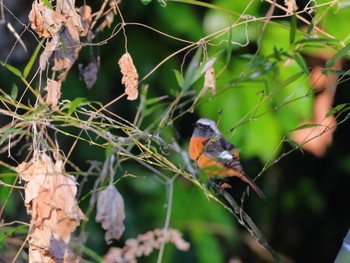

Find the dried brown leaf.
[
  {"left": 96, "top": 184, "right": 125, "bottom": 244},
  {"left": 284, "top": 0, "right": 298, "bottom": 15},
  {"left": 203, "top": 65, "right": 216, "bottom": 95},
  {"left": 17, "top": 153, "right": 85, "bottom": 262},
  {"left": 52, "top": 17, "right": 81, "bottom": 73},
  {"left": 118, "top": 52, "right": 139, "bottom": 100},
  {"left": 39, "top": 36, "right": 60, "bottom": 71},
  {"left": 56, "top": 0, "right": 83, "bottom": 32},
  {"left": 28, "top": 1, "right": 65, "bottom": 38},
  {"left": 44, "top": 78, "right": 61, "bottom": 110},
  {"left": 103, "top": 229, "right": 190, "bottom": 263},
  {"left": 78, "top": 5, "right": 92, "bottom": 37}
]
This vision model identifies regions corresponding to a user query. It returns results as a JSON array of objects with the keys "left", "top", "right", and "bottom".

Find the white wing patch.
[{"left": 218, "top": 150, "right": 233, "bottom": 160}]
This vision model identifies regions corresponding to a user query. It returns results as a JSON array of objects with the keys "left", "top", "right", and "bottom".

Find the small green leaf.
[
  {"left": 41, "top": 0, "right": 53, "bottom": 9},
  {"left": 140, "top": 0, "right": 152, "bottom": 5},
  {"left": 66, "top": 97, "right": 87, "bottom": 116},
  {"left": 173, "top": 70, "right": 184, "bottom": 88},
  {"left": 29, "top": 104, "right": 49, "bottom": 116},
  {"left": 182, "top": 47, "right": 203, "bottom": 90},
  {"left": 0, "top": 61, "right": 22, "bottom": 78},
  {"left": 23, "top": 41, "right": 43, "bottom": 79},
  {"left": 0, "top": 128, "right": 27, "bottom": 146},
  {"left": 290, "top": 123, "right": 320, "bottom": 131},
  {"left": 10, "top": 84, "right": 18, "bottom": 100},
  {"left": 325, "top": 42, "right": 350, "bottom": 68},
  {"left": 326, "top": 103, "right": 350, "bottom": 117},
  {"left": 157, "top": 0, "right": 167, "bottom": 7},
  {"left": 294, "top": 54, "right": 309, "bottom": 72},
  {"left": 280, "top": 71, "right": 305, "bottom": 88},
  {"left": 290, "top": 12, "right": 297, "bottom": 44},
  {"left": 105, "top": 144, "right": 114, "bottom": 158}
]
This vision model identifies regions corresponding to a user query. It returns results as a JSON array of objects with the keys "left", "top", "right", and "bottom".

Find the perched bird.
[{"left": 189, "top": 118, "right": 265, "bottom": 199}]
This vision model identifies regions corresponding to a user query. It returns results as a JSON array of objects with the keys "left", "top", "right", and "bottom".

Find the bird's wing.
[{"left": 202, "top": 137, "right": 244, "bottom": 173}]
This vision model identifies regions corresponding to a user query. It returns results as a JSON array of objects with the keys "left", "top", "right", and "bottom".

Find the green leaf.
[
  {"left": 40, "top": 0, "right": 53, "bottom": 9},
  {"left": 290, "top": 123, "right": 320, "bottom": 131},
  {"left": 23, "top": 41, "right": 43, "bottom": 79},
  {"left": 321, "top": 69, "right": 350, "bottom": 75},
  {"left": 326, "top": 103, "right": 350, "bottom": 117},
  {"left": 140, "top": 0, "right": 152, "bottom": 5},
  {"left": 182, "top": 47, "right": 203, "bottom": 90},
  {"left": 63, "top": 97, "right": 87, "bottom": 116},
  {"left": 173, "top": 69, "right": 184, "bottom": 87},
  {"left": 280, "top": 71, "right": 305, "bottom": 88},
  {"left": 0, "top": 128, "right": 27, "bottom": 146},
  {"left": 29, "top": 104, "right": 49, "bottom": 117},
  {"left": 0, "top": 61, "right": 22, "bottom": 78},
  {"left": 325, "top": 42, "right": 350, "bottom": 68},
  {"left": 10, "top": 84, "right": 18, "bottom": 100},
  {"left": 294, "top": 54, "right": 309, "bottom": 72},
  {"left": 157, "top": 0, "right": 167, "bottom": 7},
  {"left": 290, "top": 12, "right": 297, "bottom": 44}
]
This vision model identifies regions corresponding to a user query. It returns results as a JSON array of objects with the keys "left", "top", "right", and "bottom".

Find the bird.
[{"left": 189, "top": 118, "right": 265, "bottom": 199}]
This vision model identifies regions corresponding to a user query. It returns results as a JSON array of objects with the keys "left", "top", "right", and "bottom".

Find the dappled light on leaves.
[
  {"left": 118, "top": 52, "right": 139, "bottom": 100},
  {"left": 16, "top": 153, "right": 85, "bottom": 262},
  {"left": 96, "top": 184, "right": 125, "bottom": 244}
]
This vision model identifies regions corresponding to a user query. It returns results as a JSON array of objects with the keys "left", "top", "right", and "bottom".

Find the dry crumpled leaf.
[
  {"left": 103, "top": 228, "right": 190, "bottom": 263},
  {"left": 284, "top": 0, "right": 298, "bottom": 15},
  {"left": 53, "top": 0, "right": 83, "bottom": 77},
  {"left": 79, "top": 61, "right": 99, "bottom": 89},
  {"left": 118, "top": 52, "right": 139, "bottom": 100},
  {"left": 28, "top": 1, "right": 65, "bottom": 38},
  {"left": 203, "top": 65, "right": 216, "bottom": 95},
  {"left": 78, "top": 5, "right": 92, "bottom": 37},
  {"left": 17, "top": 152, "right": 86, "bottom": 262},
  {"left": 44, "top": 78, "right": 61, "bottom": 110},
  {"left": 96, "top": 184, "right": 125, "bottom": 244}
]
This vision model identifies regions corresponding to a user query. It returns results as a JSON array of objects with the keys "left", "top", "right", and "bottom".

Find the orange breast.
[{"left": 189, "top": 137, "right": 226, "bottom": 176}]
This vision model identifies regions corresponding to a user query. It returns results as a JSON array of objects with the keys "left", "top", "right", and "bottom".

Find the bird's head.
[{"left": 192, "top": 118, "right": 220, "bottom": 138}]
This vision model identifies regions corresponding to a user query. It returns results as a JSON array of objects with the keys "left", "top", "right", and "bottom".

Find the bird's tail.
[{"left": 241, "top": 173, "right": 266, "bottom": 199}]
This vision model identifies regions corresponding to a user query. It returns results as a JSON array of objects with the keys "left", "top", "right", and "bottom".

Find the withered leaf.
[
  {"left": 28, "top": 1, "right": 65, "bottom": 38},
  {"left": 203, "top": 65, "right": 216, "bottom": 95},
  {"left": 118, "top": 52, "right": 139, "bottom": 100},
  {"left": 96, "top": 184, "right": 125, "bottom": 244},
  {"left": 78, "top": 5, "right": 92, "bottom": 37},
  {"left": 79, "top": 61, "right": 99, "bottom": 89},
  {"left": 285, "top": 0, "right": 298, "bottom": 15},
  {"left": 44, "top": 78, "right": 61, "bottom": 110},
  {"left": 17, "top": 153, "right": 85, "bottom": 262}
]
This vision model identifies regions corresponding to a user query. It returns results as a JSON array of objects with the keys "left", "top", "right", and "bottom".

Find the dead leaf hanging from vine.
[
  {"left": 44, "top": 78, "right": 61, "bottom": 110},
  {"left": 118, "top": 52, "right": 139, "bottom": 100},
  {"left": 17, "top": 153, "right": 86, "bottom": 262},
  {"left": 203, "top": 65, "right": 216, "bottom": 95},
  {"left": 96, "top": 184, "right": 125, "bottom": 244}
]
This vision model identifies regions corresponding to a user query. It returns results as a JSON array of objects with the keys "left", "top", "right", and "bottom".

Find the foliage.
[{"left": 0, "top": 0, "right": 350, "bottom": 262}]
